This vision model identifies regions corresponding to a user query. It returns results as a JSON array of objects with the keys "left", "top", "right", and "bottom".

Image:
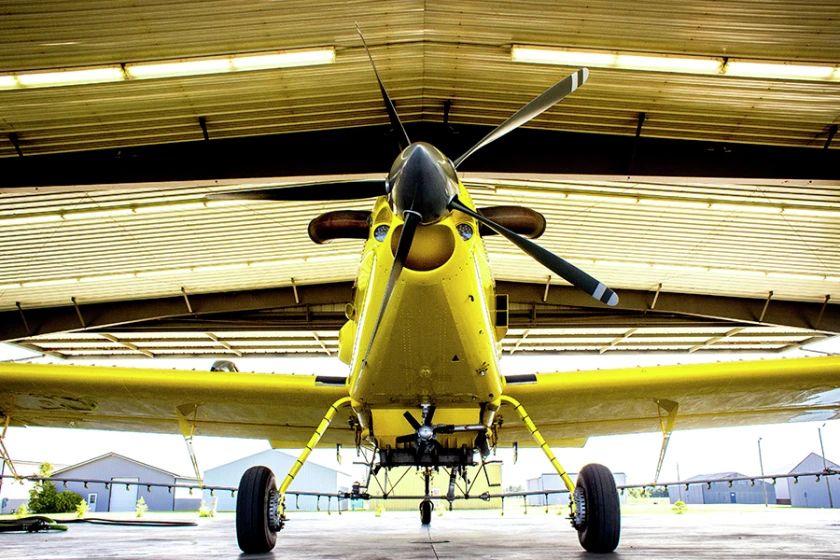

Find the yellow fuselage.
[{"left": 337, "top": 184, "right": 504, "bottom": 446}]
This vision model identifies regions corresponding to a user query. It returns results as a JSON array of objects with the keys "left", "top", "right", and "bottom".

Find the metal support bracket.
[
  {"left": 176, "top": 404, "right": 203, "bottom": 487},
  {"left": 71, "top": 297, "right": 86, "bottom": 328},
  {"left": 199, "top": 117, "right": 210, "bottom": 141},
  {"left": 759, "top": 290, "right": 774, "bottom": 322},
  {"left": 15, "top": 302, "right": 31, "bottom": 336},
  {"left": 653, "top": 399, "right": 679, "bottom": 484},
  {"left": 279, "top": 396, "right": 352, "bottom": 510},
  {"left": 500, "top": 395, "right": 574, "bottom": 493},
  {"left": 0, "top": 415, "right": 21, "bottom": 480},
  {"left": 181, "top": 287, "right": 194, "bottom": 314}
]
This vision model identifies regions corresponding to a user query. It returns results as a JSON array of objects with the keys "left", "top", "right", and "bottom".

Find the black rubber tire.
[
  {"left": 575, "top": 463, "right": 621, "bottom": 553},
  {"left": 420, "top": 500, "right": 433, "bottom": 525},
  {"left": 236, "top": 466, "right": 278, "bottom": 554}
]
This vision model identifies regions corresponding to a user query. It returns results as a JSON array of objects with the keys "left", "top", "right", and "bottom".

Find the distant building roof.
[
  {"left": 53, "top": 452, "right": 182, "bottom": 478},
  {"left": 788, "top": 452, "right": 839, "bottom": 474}
]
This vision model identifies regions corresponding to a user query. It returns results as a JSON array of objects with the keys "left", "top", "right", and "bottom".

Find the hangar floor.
[{"left": 3, "top": 508, "right": 839, "bottom": 559}]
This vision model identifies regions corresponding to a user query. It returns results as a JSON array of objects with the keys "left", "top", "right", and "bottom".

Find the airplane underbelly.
[{"left": 351, "top": 262, "right": 502, "bottom": 407}]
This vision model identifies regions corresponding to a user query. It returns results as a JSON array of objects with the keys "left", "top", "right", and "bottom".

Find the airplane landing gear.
[
  {"left": 572, "top": 463, "right": 620, "bottom": 553},
  {"left": 420, "top": 499, "right": 433, "bottom": 524},
  {"left": 236, "top": 466, "right": 282, "bottom": 553},
  {"left": 419, "top": 467, "right": 434, "bottom": 525}
]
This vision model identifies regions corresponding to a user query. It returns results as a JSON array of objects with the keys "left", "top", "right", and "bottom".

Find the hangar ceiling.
[{"left": 1, "top": 1, "right": 838, "bottom": 359}]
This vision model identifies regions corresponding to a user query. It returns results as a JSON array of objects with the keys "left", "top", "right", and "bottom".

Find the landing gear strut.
[
  {"left": 420, "top": 467, "right": 434, "bottom": 525},
  {"left": 572, "top": 463, "right": 621, "bottom": 553}
]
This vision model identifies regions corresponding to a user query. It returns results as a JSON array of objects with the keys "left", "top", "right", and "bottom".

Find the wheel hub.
[
  {"left": 572, "top": 487, "right": 587, "bottom": 529},
  {"left": 268, "top": 489, "right": 282, "bottom": 532}
]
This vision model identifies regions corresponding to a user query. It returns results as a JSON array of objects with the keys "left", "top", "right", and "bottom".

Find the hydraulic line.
[{"left": 499, "top": 395, "right": 575, "bottom": 493}]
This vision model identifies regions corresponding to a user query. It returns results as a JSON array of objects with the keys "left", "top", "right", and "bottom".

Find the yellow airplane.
[{"left": 1, "top": 28, "right": 839, "bottom": 555}]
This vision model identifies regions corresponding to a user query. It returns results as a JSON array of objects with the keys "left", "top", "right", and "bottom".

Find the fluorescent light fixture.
[
  {"left": 193, "top": 263, "right": 250, "bottom": 272},
  {"left": 710, "top": 203, "right": 781, "bottom": 214},
  {"left": 250, "top": 258, "right": 305, "bottom": 267},
  {"left": 512, "top": 45, "right": 840, "bottom": 82},
  {"left": 63, "top": 208, "right": 136, "bottom": 220},
  {"left": 512, "top": 45, "right": 723, "bottom": 75},
  {"left": 637, "top": 198, "right": 710, "bottom": 209},
  {"left": 231, "top": 48, "right": 335, "bottom": 70},
  {"left": 79, "top": 273, "right": 135, "bottom": 283},
  {"left": 125, "top": 48, "right": 336, "bottom": 80},
  {"left": 0, "top": 214, "right": 63, "bottom": 226},
  {"left": 16, "top": 66, "right": 124, "bottom": 88},
  {"left": 725, "top": 60, "right": 838, "bottom": 81},
  {"left": 595, "top": 261, "right": 652, "bottom": 269},
  {"left": 1, "top": 47, "right": 335, "bottom": 90},
  {"left": 21, "top": 278, "right": 80, "bottom": 287},
  {"left": 132, "top": 202, "right": 206, "bottom": 214},
  {"left": 136, "top": 268, "right": 194, "bottom": 278},
  {"left": 126, "top": 58, "right": 233, "bottom": 79},
  {"left": 782, "top": 207, "right": 839, "bottom": 218},
  {"left": 767, "top": 272, "right": 827, "bottom": 281},
  {"left": 0, "top": 282, "right": 23, "bottom": 290},
  {"left": 708, "top": 268, "right": 766, "bottom": 277}
]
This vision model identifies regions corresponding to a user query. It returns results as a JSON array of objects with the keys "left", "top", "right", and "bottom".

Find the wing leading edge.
[
  {"left": 499, "top": 356, "right": 840, "bottom": 447},
  {"left": 0, "top": 363, "right": 353, "bottom": 448}
]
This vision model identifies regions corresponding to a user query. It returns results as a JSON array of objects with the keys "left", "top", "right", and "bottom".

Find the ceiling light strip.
[
  {"left": 0, "top": 47, "right": 336, "bottom": 90},
  {"left": 511, "top": 45, "right": 840, "bottom": 82},
  {"left": 0, "top": 254, "right": 359, "bottom": 289},
  {"left": 494, "top": 187, "right": 840, "bottom": 217}
]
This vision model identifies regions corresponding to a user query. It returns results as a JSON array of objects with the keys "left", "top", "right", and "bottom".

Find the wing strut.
[
  {"left": 0, "top": 415, "right": 20, "bottom": 481},
  {"left": 176, "top": 404, "right": 204, "bottom": 487},
  {"left": 653, "top": 399, "right": 679, "bottom": 485}
]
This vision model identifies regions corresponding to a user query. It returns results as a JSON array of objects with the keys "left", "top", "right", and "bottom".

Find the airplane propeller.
[
  {"left": 210, "top": 26, "right": 618, "bottom": 364},
  {"left": 396, "top": 405, "right": 454, "bottom": 461}
]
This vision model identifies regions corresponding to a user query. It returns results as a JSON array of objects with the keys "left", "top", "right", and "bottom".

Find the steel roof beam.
[
  {"left": 2, "top": 124, "right": 839, "bottom": 192},
  {"left": 1, "top": 282, "right": 836, "bottom": 342}
]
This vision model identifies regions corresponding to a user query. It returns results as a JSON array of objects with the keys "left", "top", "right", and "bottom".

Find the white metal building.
[{"left": 202, "top": 449, "right": 351, "bottom": 512}]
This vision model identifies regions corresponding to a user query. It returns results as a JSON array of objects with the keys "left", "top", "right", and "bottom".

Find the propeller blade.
[
  {"left": 423, "top": 405, "right": 437, "bottom": 426},
  {"left": 396, "top": 434, "right": 416, "bottom": 445},
  {"left": 360, "top": 210, "right": 422, "bottom": 367},
  {"left": 355, "top": 24, "right": 411, "bottom": 152},
  {"left": 449, "top": 196, "right": 618, "bottom": 306},
  {"left": 433, "top": 424, "right": 455, "bottom": 434},
  {"left": 207, "top": 180, "right": 387, "bottom": 202},
  {"left": 403, "top": 411, "right": 422, "bottom": 431},
  {"left": 453, "top": 68, "right": 588, "bottom": 169}
]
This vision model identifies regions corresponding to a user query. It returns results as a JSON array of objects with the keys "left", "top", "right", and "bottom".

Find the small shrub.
[
  {"left": 672, "top": 500, "right": 688, "bottom": 514},
  {"left": 15, "top": 503, "right": 29, "bottom": 518},
  {"left": 75, "top": 500, "right": 89, "bottom": 518},
  {"left": 54, "top": 491, "right": 83, "bottom": 513},
  {"left": 135, "top": 497, "right": 148, "bottom": 518}
]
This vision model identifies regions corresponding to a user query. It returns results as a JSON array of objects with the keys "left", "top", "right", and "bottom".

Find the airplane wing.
[
  {"left": 499, "top": 356, "right": 840, "bottom": 447},
  {"left": 0, "top": 363, "right": 354, "bottom": 448}
]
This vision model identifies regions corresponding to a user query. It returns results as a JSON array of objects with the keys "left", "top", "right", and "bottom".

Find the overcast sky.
[{"left": 2, "top": 340, "right": 838, "bottom": 489}]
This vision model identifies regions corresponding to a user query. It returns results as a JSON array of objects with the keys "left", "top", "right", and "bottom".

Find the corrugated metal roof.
[
  {"left": 1, "top": 0, "right": 838, "bottom": 157},
  {"left": 1, "top": 177, "right": 838, "bottom": 311}
]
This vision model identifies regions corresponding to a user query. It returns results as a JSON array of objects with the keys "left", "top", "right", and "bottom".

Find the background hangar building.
[{"left": 0, "top": 3, "right": 838, "bottom": 391}]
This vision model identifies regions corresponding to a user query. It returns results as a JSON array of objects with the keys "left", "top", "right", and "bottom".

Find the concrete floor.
[{"left": 2, "top": 508, "right": 839, "bottom": 559}]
